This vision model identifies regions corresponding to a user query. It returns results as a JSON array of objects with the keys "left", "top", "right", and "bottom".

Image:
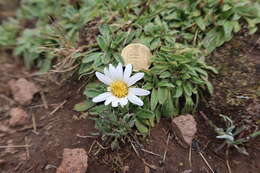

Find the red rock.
[
  {"left": 172, "top": 114, "right": 197, "bottom": 147},
  {"left": 8, "top": 78, "right": 39, "bottom": 105},
  {"left": 9, "top": 107, "right": 28, "bottom": 127},
  {"left": 56, "top": 148, "right": 88, "bottom": 173}
]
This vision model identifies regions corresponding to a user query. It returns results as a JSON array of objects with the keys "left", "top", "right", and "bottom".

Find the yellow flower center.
[{"left": 109, "top": 81, "right": 128, "bottom": 98}]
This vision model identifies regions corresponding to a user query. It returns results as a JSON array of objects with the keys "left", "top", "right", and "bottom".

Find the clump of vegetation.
[
  {"left": 1, "top": 0, "right": 260, "bottom": 149},
  {"left": 201, "top": 113, "right": 260, "bottom": 155}
]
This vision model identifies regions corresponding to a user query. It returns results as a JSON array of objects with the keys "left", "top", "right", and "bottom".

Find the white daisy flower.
[{"left": 92, "top": 63, "right": 150, "bottom": 107}]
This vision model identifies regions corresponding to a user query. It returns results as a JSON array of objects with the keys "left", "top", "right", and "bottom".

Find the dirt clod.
[
  {"left": 56, "top": 148, "right": 88, "bottom": 173},
  {"left": 172, "top": 114, "right": 197, "bottom": 147},
  {"left": 9, "top": 107, "right": 29, "bottom": 127},
  {"left": 8, "top": 78, "right": 39, "bottom": 105}
]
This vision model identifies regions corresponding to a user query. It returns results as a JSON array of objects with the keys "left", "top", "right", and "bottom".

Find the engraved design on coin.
[{"left": 121, "top": 43, "right": 152, "bottom": 71}]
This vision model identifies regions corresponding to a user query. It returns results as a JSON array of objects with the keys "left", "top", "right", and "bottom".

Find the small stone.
[
  {"left": 172, "top": 114, "right": 197, "bottom": 147},
  {"left": 56, "top": 148, "right": 88, "bottom": 173},
  {"left": 8, "top": 78, "right": 39, "bottom": 105},
  {"left": 9, "top": 107, "right": 28, "bottom": 127}
]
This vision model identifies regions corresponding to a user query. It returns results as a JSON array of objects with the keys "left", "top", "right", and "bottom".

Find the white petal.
[
  {"left": 119, "top": 97, "right": 128, "bottom": 107},
  {"left": 112, "top": 100, "right": 119, "bottom": 107},
  {"left": 104, "top": 95, "right": 117, "bottom": 105},
  {"left": 92, "top": 92, "right": 112, "bottom": 103},
  {"left": 127, "top": 73, "right": 144, "bottom": 86},
  {"left": 128, "top": 94, "right": 144, "bottom": 106},
  {"left": 123, "top": 64, "right": 132, "bottom": 81},
  {"left": 104, "top": 67, "right": 110, "bottom": 77},
  {"left": 129, "top": 88, "right": 150, "bottom": 96},
  {"left": 115, "top": 63, "right": 123, "bottom": 80},
  {"left": 108, "top": 64, "right": 117, "bottom": 80},
  {"left": 95, "top": 72, "right": 112, "bottom": 85}
]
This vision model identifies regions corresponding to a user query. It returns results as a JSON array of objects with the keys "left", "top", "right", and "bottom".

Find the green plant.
[
  {"left": 144, "top": 50, "right": 217, "bottom": 118},
  {"left": 203, "top": 114, "right": 260, "bottom": 155},
  {"left": 74, "top": 81, "right": 155, "bottom": 149},
  {"left": 0, "top": 18, "right": 20, "bottom": 47},
  {"left": 79, "top": 25, "right": 139, "bottom": 75},
  {"left": 14, "top": 27, "right": 55, "bottom": 71}
]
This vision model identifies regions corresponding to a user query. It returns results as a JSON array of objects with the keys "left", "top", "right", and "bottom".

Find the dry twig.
[
  {"left": 76, "top": 134, "right": 96, "bottom": 139},
  {"left": 163, "top": 133, "right": 171, "bottom": 163},
  {"left": 0, "top": 145, "right": 31, "bottom": 149},
  {"left": 40, "top": 91, "right": 48, "bottom": 109},
  {"left": 25, "top": 137, "right": 30, "bottom": 159},
  {"left": 189, "top": 145, "right": 192, "bottom": 168},
  {"left": 49, "top": 100, "right": 67, "bottom": 115},
  {"left": 31, "top": 114, "right": 38, "bottom": 135},
  {"left": 226, "top": 147, "right": 232, "bottom": 173},
  {"left": 141, "top": 148, "right": 162, "bottom": 158},
  {"left": 198, "top": 152, "right": 214, "bottom": 173}
]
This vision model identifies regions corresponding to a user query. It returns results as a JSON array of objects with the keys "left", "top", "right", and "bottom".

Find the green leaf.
[
  {"left": 233, "top": 21, "right": 241, "bottom": 33},
  {"left": 82, "top": 52, "right": 102, "bottom": 63},
  {"left": 158, "top": 87, "right": 168, "bottom": 104},
  {"left": 195, "top": 17, "right": 206, "bottom": 31},
  {"left": 158, "top": 80, "right": 175, "bottom": 88},
  {"left": 183, "top": 83, "right": 192, "bottom": 97},
  {"left": 202, "top": 28, "right": 225, "bottom": 52},
  {"left": 89, "top": 105, "right": 107, "bottom": 115},
  {"left": 84, "top": 88, "right": 103, "bottom": 98},
  {"left": 159, "top": 71, "right": 172, "bottom": 78},
  {"left": 173, "top": 86, "right": 183, "bottom": 98},
  {"left": 150, "top": 88, "right": 158, "bottom": 111},
  {"left": 135, "top": 119, "right": 149, "bottom": 134},
  {"left": 223, "top": 21, "right": 233, "bottom": 37},
  {"left": 113, "top": 53, "right": 123, "bottom": 64},
  {"left": 194, "top": 67, "right": 208, "bottom": 77},
  {"left": 150, "top": 38, "right": 161, "bottom": 50},
  {"left": 73, "top": 100, "right": 94, "bottom": 112},
  {"left": 97, "top": 36, "right": 108, "bottom": 51},
  {"left": 203, "top": 65, "right": 218, "bottom": 74},
  {"left": 101, "top": 52, "right": 111, "bottom": 64},
  {"left": 144, "top": 23, "right": 155, "bottom": 34},
  {"left": 205, "top": 80, "right": 214, "bottom": 95},
  {"left": 182, "top": 96, "right": 194, "bottom": 113},
  {"left": 162, "top": 93, "right": 174, "bottom": 117},
  {"left": 136, "top": 109, "right": 155, "bottom": 119},
  {"left": 99, "top": 24, "right": 110, "bottom": 38},
  {"left": 143, "top": 82, "right": 154, "bottom": 90},
  {"left": 222, "top": 4, "right": 232, "bottom": 11}
]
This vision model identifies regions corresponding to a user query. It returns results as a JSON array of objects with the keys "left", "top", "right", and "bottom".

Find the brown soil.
[{"left": 0, "top": 31, "right": 260, "bottom": 173}]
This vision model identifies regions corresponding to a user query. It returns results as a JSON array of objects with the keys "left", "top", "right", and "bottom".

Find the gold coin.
[{"left": 121, "top": 43, "right": 152, "bottom": 71}]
